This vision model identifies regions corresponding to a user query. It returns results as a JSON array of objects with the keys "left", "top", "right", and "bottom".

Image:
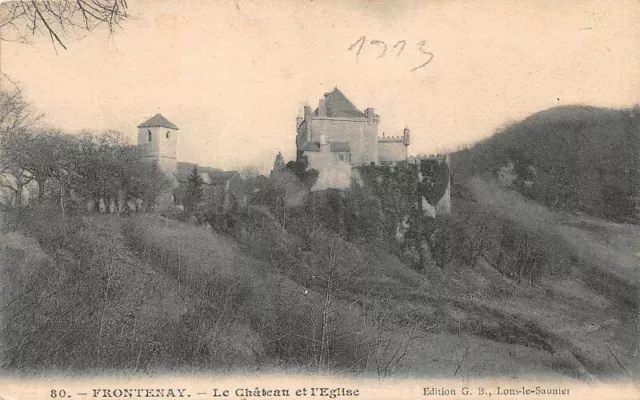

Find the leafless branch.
[
  {"left": 605, "top": 341, "right": 632, "bottom": 380},
  {"left": 0, "top": 0, "right": 129, "bottom": 49},
  {"left": 453, "top": 344, "right": 471, "bottom": 376}
]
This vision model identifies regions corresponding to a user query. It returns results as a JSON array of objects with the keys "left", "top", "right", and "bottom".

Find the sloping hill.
[
  {"left": 452, "top": 104, "right": 640, "bottom": 221},
  {"left": 3, "top": 202, "right": 638, "bottom": 379}
]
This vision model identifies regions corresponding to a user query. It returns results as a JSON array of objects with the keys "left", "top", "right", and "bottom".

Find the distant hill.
[{"left": 452, "top": 104, "right": 640, "bottom": 221}]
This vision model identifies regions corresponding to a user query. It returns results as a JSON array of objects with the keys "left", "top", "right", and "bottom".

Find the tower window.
[
  {"left": 148, "top": 130, "right": 152, "bottom": 142},
  {"left": 166, "top": 131, "right": 170, "bottom": 139}
]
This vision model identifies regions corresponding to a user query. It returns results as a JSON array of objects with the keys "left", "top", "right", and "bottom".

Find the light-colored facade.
[
  {"left": 378, "top": 127, "right": 411, "bottom": 165},
  {"left": 295, "top": 88, "right": 410, "bottom": 170},
  {"left": 137, "top": 114, "right": 180, "bottom": 209},
  {"left": 137, "top": 113, "right": 180, "bottom": 182},
  {"left": 295, "top": 89, "right": 450, "bottom": 216}
]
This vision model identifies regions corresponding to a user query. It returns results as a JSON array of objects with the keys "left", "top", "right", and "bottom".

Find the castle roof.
[
  {"left": 314, "top": 87, "right": 366, "bottom": 118},
  {"left": 138, "top": 113, "right": 179, "bottom": 130}
]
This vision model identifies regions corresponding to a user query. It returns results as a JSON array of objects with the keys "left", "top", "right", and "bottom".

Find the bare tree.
[
  {"left": 0, "top": 0, "right": 128, "bottom": 50},
  {"left": 0, "top": 89, "right": 41, "bottom": 207},
  {"left": 300, "top": 230, "right": 369, "bottom": 369},
  {"left": 239, "top": 165, "right": 260, "bottom": 181},
  {"left": 0, "top": 90, "right": 39, "bottom": 134},
  {"left": 363, "top": 298, "right": 432, "bottom": 379}
]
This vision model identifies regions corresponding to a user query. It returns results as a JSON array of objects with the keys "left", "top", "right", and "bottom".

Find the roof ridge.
[
  {"left": 322, "top": 87, "right": 365, "bottom": 118},
  {"left": 138, "top": 113, "right": 179, "bottom": 130}
]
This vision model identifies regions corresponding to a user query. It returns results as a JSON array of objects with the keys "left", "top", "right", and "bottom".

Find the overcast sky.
[{"left": 2, "top": 0, "right": 639, "bottom": 172}]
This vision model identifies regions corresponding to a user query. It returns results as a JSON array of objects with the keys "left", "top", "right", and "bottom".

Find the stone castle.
[
  {"left": 135, "top": 87, "right": 450, "bottom": 216},
  {"left": 295, "top": 88, "right": 451, "bottom": 216},
  {"left": 296, "top": 87, "right": 410, "bottom": 169}
]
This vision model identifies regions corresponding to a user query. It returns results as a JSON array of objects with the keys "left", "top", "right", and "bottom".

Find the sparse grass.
[{"left": 2, "top": 190, "right": 638, "bottom": 380}]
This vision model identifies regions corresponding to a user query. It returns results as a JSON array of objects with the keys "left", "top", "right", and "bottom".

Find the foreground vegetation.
[{"left": 1, "top": 170, "right": 638, "bottom": 379}]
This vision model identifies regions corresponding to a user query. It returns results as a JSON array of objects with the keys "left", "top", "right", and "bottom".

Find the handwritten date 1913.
[{"left": 347, "top": 36, "right": 434, "bottom": 72}]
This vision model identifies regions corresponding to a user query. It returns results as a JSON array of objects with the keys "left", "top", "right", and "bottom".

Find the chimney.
[
  {"left": 318, "top": 99, "right": 327, "bottom": 116},
  {"left": 366, "top": 108, "right": 374, "bottom": 125}
]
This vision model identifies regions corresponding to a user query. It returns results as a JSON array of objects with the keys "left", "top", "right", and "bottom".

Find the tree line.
[
  {"left": 451, "top": 104, "right": 640, "bottom": 222},
  {"left": 0, "top": 89, "right": 169, "bottom": 215}
]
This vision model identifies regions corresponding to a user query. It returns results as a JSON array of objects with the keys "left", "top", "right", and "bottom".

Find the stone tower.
[
  {"left": 137, "top": 113, "right": 179, "bottom": 178},
  {"left": 137, "top": 113, "right": 180, "bottom": 209},
  {"left": 403, "top": 126, "right": 411, "bottom": 146}
]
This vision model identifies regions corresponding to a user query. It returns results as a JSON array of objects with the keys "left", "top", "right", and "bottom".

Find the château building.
[
  {"left": 295, "top": 87, "right": 411, "bottom": 170},
  {"left": 295, "top": 88, "right": 451, "bottom": 216}
]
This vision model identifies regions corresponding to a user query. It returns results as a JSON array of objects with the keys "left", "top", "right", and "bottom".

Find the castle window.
[
  {"left": 148, "top": 130, "right": 152, "bottom": 142},
  {"left": 166, "top": 131, "right": 170, "bottom": 139}
]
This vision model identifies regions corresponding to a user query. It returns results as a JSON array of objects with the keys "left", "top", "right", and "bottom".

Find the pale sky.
[{"left": 2, "top": 0, "right": 639, "bottom": 173}]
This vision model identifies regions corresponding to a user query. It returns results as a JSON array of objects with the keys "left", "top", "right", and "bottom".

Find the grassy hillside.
[
  {"left": 452, "top": 104, "right": 640, "bottom": 221},
  {"left": 0, "top": 203, "right": 437, "bottom": 375},
  {"left": 2, "top": 194, "right": 638, "bottom": 379}
]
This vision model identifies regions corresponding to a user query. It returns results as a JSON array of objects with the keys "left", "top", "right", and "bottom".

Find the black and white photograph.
[{"left": 0, "top": 0, "right": 638, "bottom": 398}]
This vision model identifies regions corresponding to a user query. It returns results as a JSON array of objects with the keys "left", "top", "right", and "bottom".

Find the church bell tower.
[
  {"left": 137, "top": 113, "right": 179, "bottom": 181},
  {"left": 137, "top": 113, "right": 180, "bottom": 210}
]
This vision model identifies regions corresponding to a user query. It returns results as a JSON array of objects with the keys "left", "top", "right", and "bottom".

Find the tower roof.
[
  {"left": 315, "top": 87, "right": 366, "bottom": 118},
  {"left": 138, "top": 113, "right": 179, "bottom": 130}
]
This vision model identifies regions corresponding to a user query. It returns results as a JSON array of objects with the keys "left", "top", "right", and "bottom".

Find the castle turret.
[
  {"left": 403, "top": 126, "right": 411, "bottom": 146},
  {"left": 365, "top": 108, "right": 375, "bottom": 125}
]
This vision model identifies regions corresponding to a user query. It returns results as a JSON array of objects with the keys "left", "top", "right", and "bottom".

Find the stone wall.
[
  {"left": 378, "top": 138, "right": 407, "bottom": 164},
  {"left": 137, "top": 126, "right": 178, "bottom": 177},
  {"left": 308, "top": 117, "right": 378, "bottom": 165}
]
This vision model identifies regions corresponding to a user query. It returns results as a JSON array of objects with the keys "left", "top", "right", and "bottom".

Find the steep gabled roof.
[
  {"left": 176, "top": 162, "right": 221, "bottom": 182},
  {"left": 315, "top": 87, "right": 366, "bottom": 118},
  {"left": 175, "top": 162, "right": 240, "bottom": 185},
  {"left": 138, "top": 113, "right": 179, "bottom": 130}
]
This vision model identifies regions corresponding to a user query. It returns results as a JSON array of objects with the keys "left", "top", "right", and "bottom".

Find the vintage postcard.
[{"left": 0, "top": 0, "right": 639, "bottom": 399}]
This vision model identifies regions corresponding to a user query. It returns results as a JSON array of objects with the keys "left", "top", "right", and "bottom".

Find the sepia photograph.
[{"left": 0, "top": 0, "right": 638, "bottom": 398}]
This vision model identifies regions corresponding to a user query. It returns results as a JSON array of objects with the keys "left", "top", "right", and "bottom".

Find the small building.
[{"left": 173, "top": 162, "right": 245, "bottom": 212}]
